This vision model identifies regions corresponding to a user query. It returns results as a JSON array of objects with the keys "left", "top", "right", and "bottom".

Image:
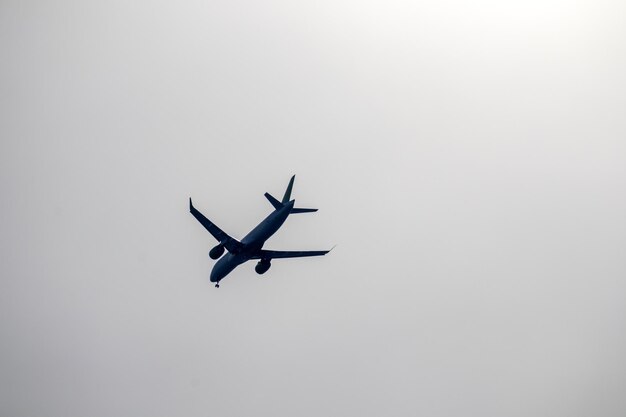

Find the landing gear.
[{"left": 215, "top": 283, "right": 220, "bottom": 288}]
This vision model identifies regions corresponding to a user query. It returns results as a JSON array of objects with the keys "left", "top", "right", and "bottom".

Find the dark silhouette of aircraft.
[{"left": 190, "top": 175, "right": 332, "bottom": 287}]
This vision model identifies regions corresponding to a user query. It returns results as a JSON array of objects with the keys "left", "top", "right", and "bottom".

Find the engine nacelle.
[
  {"left": 209, "top": 244, "right": 225, "bottom": 260},
  {"left": 255, "top": 259, "right": 271, "bottom": 275}
]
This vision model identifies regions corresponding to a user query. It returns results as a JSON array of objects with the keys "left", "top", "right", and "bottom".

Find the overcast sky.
[{"left": 1, "top": 0, "right": 625, "bottom": 416}]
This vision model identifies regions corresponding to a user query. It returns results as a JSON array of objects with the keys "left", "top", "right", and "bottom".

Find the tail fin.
[{"left": 282, "top": 175, "right": 295, "bottom": 204}]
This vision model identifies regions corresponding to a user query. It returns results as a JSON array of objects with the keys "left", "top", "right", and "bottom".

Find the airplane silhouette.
[{"left": 190, "top": 175, "right": 332, "bottom": 287}]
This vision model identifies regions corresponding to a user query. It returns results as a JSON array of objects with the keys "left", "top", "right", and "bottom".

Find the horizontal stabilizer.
[
  {"left": 290, "top": 207, "right": 318, "bottom": 214},
  {"left": 251, "top": 248, "right": 331, "bottom": 259},
  {"left": 264, "top": 192, "right": 283, "bottom": 210}
]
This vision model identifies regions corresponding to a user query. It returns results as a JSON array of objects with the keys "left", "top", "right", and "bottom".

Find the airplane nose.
[
  {"left": 209, "top": 253, "right": 236, "bottom": 284},
  {"left": 210, "top": 267, "right": 220, "bottom": 282},
  {"left": 210, "top": 271, "right": 219, "bottom": 282},
  {"left": 210, "top": 260, "right": 227, "bottom": 282}
]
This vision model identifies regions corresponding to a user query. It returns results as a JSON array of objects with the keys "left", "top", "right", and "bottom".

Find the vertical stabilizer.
[{"left": 282, "top": 175, "right": 295, "bottom": 203}]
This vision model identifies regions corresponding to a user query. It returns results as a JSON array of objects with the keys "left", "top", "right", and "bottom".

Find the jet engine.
[
  {"left": 255, "top": 259, "right": 271, "bottom": 275},
  {"left": 209, "top": 244, "right": 225, "bottom": 260}
]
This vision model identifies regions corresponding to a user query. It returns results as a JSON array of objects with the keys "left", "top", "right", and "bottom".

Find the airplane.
[{"left": 190, "top": 175, "right": 332, "bottom": 287}]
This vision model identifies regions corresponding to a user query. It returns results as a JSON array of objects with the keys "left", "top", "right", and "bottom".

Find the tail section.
[
  {"left": 264, "top": 175, "right": 318, "bottom": 213},
  {"left": 282, "top": 175, "right": 295, "bottom": 204}
]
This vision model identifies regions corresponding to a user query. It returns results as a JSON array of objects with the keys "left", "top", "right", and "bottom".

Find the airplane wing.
[
  {"left": 189, "top": 198, "right": 242, "bottom": 253},
  {"left": 251, "top": 249, "right": 331, "bottom": 259}
]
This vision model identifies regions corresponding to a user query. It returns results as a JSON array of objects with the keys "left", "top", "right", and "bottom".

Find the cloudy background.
[{"left": 1, "top": 0, "right": 625, "bottom": 416}]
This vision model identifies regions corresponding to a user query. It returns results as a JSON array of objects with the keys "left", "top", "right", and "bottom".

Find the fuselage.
[{"left": 210, "top": 200, "right": 294, "bottom": 283}]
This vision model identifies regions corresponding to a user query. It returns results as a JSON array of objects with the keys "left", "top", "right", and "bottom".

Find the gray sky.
[{"left": 1, "top": 0, "right": 625, "bottom": 416}]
